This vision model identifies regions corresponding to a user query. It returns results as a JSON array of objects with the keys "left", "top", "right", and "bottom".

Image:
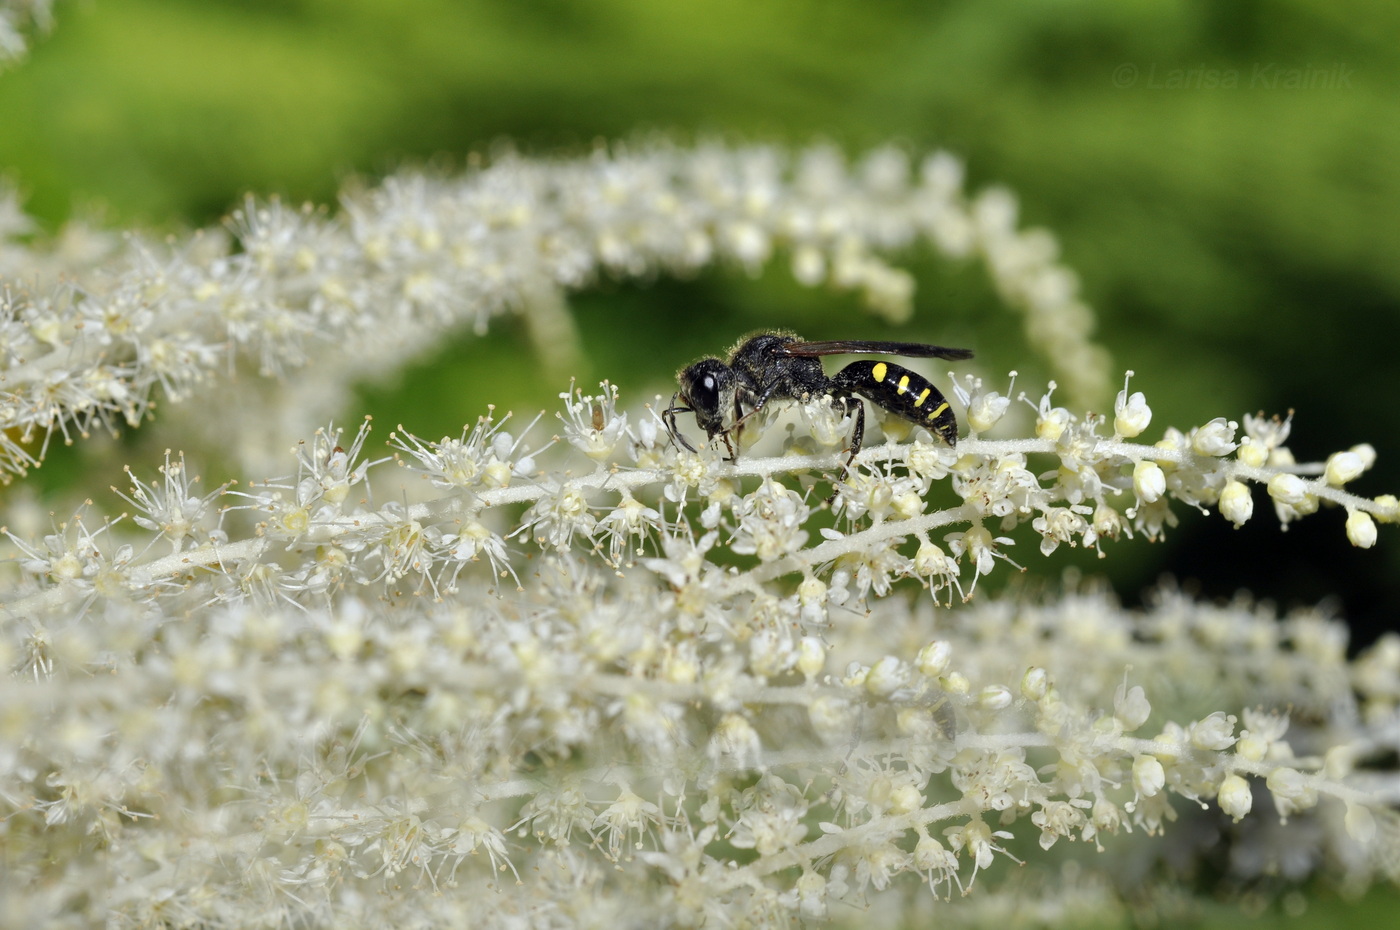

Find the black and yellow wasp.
[{"left": 664, "top": 331, "right": 973, "bottom": 462}]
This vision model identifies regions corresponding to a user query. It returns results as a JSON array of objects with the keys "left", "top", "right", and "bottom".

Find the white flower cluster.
[
  {"left": 2, "top": 374, "right": 1397, "bottom": 927},
  {"left": 0, "top": 140, "right": 1108, "bottom": 478}
]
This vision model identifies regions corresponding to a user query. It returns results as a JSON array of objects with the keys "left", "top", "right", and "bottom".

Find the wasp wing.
[{"left": 780, "top": 340, "right": 974, "bottom": 361}]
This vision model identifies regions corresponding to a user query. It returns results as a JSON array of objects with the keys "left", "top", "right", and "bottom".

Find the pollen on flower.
[{"left": 559, "top": 381, "right": 629, "bottom": 462}]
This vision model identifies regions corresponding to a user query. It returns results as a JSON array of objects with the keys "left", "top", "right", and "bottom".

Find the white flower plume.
[
  {"left": 1, "top": 142, "right": 1398, "bottom": 928},
  {"left": 1, "top": 142, "right": 1107, "bottom": 479},
  {"left": 2, "top": 371, "right": 1398, "bottom": 927}
]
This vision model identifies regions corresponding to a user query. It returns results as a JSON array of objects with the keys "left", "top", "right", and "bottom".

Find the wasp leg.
[
  {"left": 721, "top": 431, "right": 737, "bottom": 461},
  {"left": 821, "top": 395, "right": 865, "bottom": 507},
  {"left": 663, "top": 392, "right": 699, "bottom": 453},
  {"left": 843, "top": 395, "right": 866, "bottom": 469},
  {"left": 730, "top": 380, "right": 780, "bottom": 435}
]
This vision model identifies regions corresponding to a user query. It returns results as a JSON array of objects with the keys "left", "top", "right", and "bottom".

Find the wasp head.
[{"left": 676, "top": 358, "right": 738, "bottom": 439}]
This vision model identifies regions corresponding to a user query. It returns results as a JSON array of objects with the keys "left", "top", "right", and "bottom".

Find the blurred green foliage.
[{"left": 4, "top": 0, "right": 1398, "bottom": 624}]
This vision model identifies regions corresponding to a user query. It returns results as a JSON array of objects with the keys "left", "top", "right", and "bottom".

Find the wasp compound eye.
[{"left": 677, "top": 359, "right": 735, "bottom": 436}]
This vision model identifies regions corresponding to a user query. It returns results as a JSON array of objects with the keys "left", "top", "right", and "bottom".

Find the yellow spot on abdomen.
[
  {"left": 872, "top": 362, "right": 887, "bottom": 382},
  {"left": 897, "top": 375, "right": 910, "bottom": 394},
  {"left": 926, "top": 402, "right": 950, "bottom": 420},
  {"left": 914, "top": 388, "right": 931, "bottom": 407}
]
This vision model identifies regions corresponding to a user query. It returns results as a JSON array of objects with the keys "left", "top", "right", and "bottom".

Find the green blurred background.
[
  {"left": 3, "top": 0, "right": 1398, "bottom": 645},
  {"left": 3, "top": 1, "right": 1400, "bottom": 919}
]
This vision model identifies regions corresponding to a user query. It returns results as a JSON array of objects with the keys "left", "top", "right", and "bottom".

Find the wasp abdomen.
[{"left": 833, "top": 360, "right": 958, "bottom": 446}]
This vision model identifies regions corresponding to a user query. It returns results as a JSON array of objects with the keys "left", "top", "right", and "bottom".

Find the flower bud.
[
  {"left": 1218, "top": 480, "right": 1253, "bottom": 527},
  {"left": 1235, "top": 733, "right": 1269, "bottom": 762},
  {"left": 978, "top": 685, "right": 1013, "bottom": 710},
  {"left": 1036, "top": 407, "right": 1071, "bottom": 442},
  {"left": 1217, "top": 774, "right": 1253, "bottom": 821},
  {"left": 1266, "top": 473, "right": 1307, "bottom": 505},
  {"left": 889, "top": 783, "right": 923, "bottom": 815},
  {"left": 865, "top": 656, "right": 906, "bottom": 697},
  {"left": 1114, "top": 684, "right": 1151, "bottom": 731},
  {"left": 1346, "top": 510, "right": 1378, "bottom": 549},
  {"left": 1133, "top": 755, "right": 1165, "bottom": 798},
  {"left": 916, "top": 640, "right": 952, "bottom": 677},
  {"left": 1114, "top": 390, "right": 1152, "bottom": 438},
  {"left": 1325, "top": 451, "right": 1365, "bottom": 487},
  {"left": 1265, "top": 766, "right": 1309, "bottom": 801},
  {"left": 1376, "top": 495, "right": 1400, "bottom": 524},
  {"left": 914, "top": 541, "right": 953, "bottom": 577},
  {"left": 796, "top": 637, "right": 826, "bottom": 680},
  {"left": 1236, "top": 438, "right": 1268, "bottom": 468},
  {"left": 1133, "top": 461, "right": 1166, "bottom": 503},
  {"left": 1345, "top": 802, "right": 1377, "bottom": 843},
  {"left": 808, "top": 696, "right": 854, "bottom": 741},
  {"left": 1021, "top": 666, "right": 1049, "bottom": 701},
  {"left": 942, "top": 671, "right": 970, "bottom": 695}
]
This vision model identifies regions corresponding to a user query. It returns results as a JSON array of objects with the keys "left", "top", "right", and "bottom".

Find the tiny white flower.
[
  {"left": 1189, "top": 712, "right": 1237, "bottom": 751},
  {"left": 1191, "top": 418, "right": 1237, "bottom": 456}
]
